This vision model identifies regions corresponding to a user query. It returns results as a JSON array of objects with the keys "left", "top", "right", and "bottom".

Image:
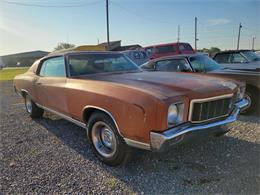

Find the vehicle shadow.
[
  {"left": 238, "top": 110, "right": 260, "bottom": 123},
  {"left": 33, "top": 113, "right": 260, "bottom": 194}
]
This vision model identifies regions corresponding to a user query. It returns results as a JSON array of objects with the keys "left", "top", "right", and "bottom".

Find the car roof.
[
  {"left": 215, "top": 50, "right": 251, "bottom": 55},
  {"left": 150, "top": 53, "right": 203, "bottom": 62},
  {"left": 45, "top": 50, "right": 121, "bottom": 59},
  {"left": 144, "top": 42, "right": 190, "bottom": 48}
]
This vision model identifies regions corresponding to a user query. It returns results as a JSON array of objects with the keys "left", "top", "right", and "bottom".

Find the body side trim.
[
  {"left": 124, "top": 138, "right": 151, "bottom": 150},
  {"left": 36, "top": 103, "right": 86, "bottom": 128}
]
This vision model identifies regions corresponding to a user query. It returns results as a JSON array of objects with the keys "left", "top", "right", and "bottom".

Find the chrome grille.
[{"left": 190, "top": 95, "right": 234, "bottom": 123}]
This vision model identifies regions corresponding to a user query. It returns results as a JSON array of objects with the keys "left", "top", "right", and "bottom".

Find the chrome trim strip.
[
  {"left": 82, "top": 105, "right": 123, "bottom": 137},
  {"left": 36, "top": 103, "right": 86, "bottom": 128},
  {"left": 124, "top": 138, "right": 151, "bottom": 150},
  {"left": 188, "top": 94, "right": 233, "bottom": 122},
  {"left": 35, "top": 104, "right": 151, "bottom": 150},
  {"left": 151, "top": 99, "right": 248, "bottom": 151}
]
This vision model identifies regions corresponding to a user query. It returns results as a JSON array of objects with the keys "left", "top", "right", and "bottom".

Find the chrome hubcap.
[
  {"left": 25, "top": 96, "right": 32, "bottom": 113},
  {"left": 91, "top": 121, "right": 117, "bottom": 158}
]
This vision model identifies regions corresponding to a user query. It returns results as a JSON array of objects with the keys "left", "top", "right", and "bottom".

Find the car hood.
[
  {"left": 219, "top": 61, "right": 260, "bottom": 72},
  {"left": 82, "top": 71, "right": 236, "bottom": 100},
  {"left": 210, "top": 66, "right": 260, "bottom": 76}
]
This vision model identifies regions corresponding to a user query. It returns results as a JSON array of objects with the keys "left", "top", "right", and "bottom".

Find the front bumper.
[{"left": 150, "top": 98, "right": 248, "bottom": 152}]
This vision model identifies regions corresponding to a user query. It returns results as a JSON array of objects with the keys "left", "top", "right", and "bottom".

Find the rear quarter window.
[
  {"left": 214, "top": 53, "right": 230, "bottom": 63},
  {"left": 156, "top": 45, "right": 176, "bottom": 54},
  {"left": 179, "top": 43, "right": 193, "bottom": 51}
]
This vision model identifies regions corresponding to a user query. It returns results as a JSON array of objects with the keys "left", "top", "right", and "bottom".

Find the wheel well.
[
  {"left": 83, "top": 107, "right": 116, "bottom": 124},
  {"left": 21, "top": 90, "right": 27, "bottom": 98},
  {"left": 246, "top": 84, "right": 259, "bottom": 95},
  {"left": 82, "top": 107, "right": 122, "bottom": 136},
  {"left": 83, "top": 107, "right": 98, "bottom": 123}
]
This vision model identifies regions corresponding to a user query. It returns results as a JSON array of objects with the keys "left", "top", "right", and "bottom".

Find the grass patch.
[{"left": 0, "top": 67, "right": 29, "bottom": 81}]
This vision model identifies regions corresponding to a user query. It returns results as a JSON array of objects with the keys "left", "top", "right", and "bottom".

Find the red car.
[{"left": 144, "top": 42, "right": 194, "bottom": 60}]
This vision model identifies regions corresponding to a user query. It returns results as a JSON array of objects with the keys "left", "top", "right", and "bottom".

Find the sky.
[{"left": 0, "top": 0, "right": 259, "bottom": 56}]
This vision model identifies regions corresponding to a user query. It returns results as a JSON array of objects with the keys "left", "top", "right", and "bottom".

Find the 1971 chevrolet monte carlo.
[{"left": 14, "top": 51, "right": 248, "bottom": 166}]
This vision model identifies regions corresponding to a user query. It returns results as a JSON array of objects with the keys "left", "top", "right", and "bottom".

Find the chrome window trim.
[{"left": 188, "top": 94, "right": 233, "bottom": 123}]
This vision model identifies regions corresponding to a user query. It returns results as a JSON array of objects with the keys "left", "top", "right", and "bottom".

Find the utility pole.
[
  {"left": 237, "top": 22, "right": 242, "bottom": 50},
  {"left": 106, "top": 0, "right": 110, "bottom": 48},
  {"left": 177, "top": 24, "right": 180, "bottom": 42},
  {"left": 195, "top": 17, "right": 198, "bottom": 51},
  {"left": 252, "top": 36, "right": 256, "bottom": 50}
]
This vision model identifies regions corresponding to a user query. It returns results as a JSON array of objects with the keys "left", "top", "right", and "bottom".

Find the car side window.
[
  {"left": 155, "top": 59, "right": 191, "bottom": 72},
  {"left": 141, "top": 61, "right": 154, "bottom": 70},
  {"left": 133, "top": 52, "right": 141, "bottom": 59},
  {"left": 230, "top": 53, "right": 247, "bottom": 63},
  {"left": 145, "top": 48, "right": 153, "bottom": 57},
  {"left": 39, "top": 57, "right": 65, "bottom": 77},
  {"left": 214, "top": 53, "right": 230, "bottom": 63},
  {"left": 156, "top": 45, "right": 176, "bottom": 54}
]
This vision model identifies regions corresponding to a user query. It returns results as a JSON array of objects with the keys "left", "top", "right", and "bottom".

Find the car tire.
[
  {"left": 24, "top": 94, "right": 44, "bottom": 118},
  {"left": 241, "top": 86, "right": 258, "bottom": 114},
  {"left": 87, "top": 111, "right": 132, "bottom": 166}
]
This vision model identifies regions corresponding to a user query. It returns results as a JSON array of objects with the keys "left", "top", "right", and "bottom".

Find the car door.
[{"left": 34, "top": 56, "right": 69, "bottom": 115}]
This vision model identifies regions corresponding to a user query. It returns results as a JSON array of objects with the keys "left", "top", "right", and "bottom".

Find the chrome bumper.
[{"left": 150, "top": 98, "right": 248, "bottom": 152}]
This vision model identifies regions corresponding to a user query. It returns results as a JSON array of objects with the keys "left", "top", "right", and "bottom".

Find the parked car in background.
[
  {"left": 14, "top": 51, "right": 248, "bottom": 166},
  {"left": 121, "top": 50, "right": 149, "bottom": 66},
  {"left": 255, "top": 50, "right": 260, "bottom": 57},
  {"left": 213, "top": 50, "right": 260, "bottom": 71},
  {"left": 141, "top": 54, "right": 258, "bottom": 113},
  {"left": 0, "top": 57, "right": 5, "bottom": 69},
  {"left": 144, "top": 42, "right": 194, "bottom": 60}
]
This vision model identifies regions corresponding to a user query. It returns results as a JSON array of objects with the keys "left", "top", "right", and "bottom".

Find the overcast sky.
[{"left": 0, "top": 0, "right": 259, "bottom": 55}]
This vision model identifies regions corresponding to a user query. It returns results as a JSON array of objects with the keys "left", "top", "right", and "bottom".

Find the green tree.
[
  {"left": 197, "top": 47, "right": 221, "bottom": 57},
  {"left": 54, "top": 42, "right": 75, "bottom": 51}
]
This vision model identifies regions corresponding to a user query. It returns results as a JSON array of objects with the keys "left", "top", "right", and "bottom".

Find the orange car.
[{"left": 14, "top": 51, "right": 248, "bottom": 166}]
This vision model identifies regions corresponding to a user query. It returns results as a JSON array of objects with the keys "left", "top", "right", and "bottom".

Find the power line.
[{"left": 0, "top": 0, "right": 102, "bottom": 8}]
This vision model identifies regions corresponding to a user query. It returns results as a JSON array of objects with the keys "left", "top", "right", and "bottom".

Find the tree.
[
  {"left": 54, "top": 42, "right": 75, "bottom": 51},
  {"left": 197, "top": 47, "right": 221, "bottom": 57},
  {"left": 209, "top": 47, "right": 221, "bottom": 54}
]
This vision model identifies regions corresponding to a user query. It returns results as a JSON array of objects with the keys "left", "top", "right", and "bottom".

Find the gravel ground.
[{"left": 1, "top": 81, "right": 259, "bottom": 194}]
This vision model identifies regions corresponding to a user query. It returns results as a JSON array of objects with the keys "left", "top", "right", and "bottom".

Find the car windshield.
[
  {"left": 68, "top": 53, "right": 141, "bottom": 76},
  {"left": 189, "top": 55, "right": 222, "bottom": 72},
  {"left": 242, "top": 51, "right": 260, "bottom": 62}
]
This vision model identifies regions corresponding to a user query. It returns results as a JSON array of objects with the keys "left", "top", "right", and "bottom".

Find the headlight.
[{"left": 168, "top": 103, "right": 184, "bottom": 127}]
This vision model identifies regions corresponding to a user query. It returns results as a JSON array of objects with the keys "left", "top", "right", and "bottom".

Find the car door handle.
[{"left": 36, "top": 82, "right": 42, "bottom": 85}]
